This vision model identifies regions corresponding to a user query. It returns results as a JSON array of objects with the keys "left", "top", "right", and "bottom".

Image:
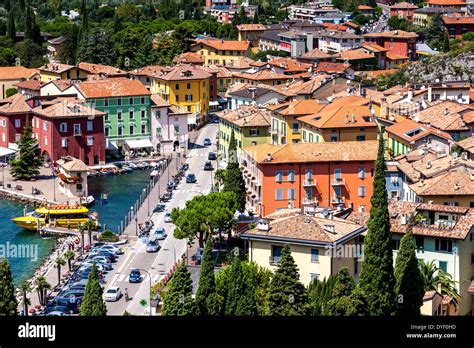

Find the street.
[{"left": 104, "top": 123, "right": 218, "bottom": 315}]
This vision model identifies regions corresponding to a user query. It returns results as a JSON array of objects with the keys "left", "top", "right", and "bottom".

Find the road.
[{"left": 104, "top": 123, "right": 218, "bottom": 315}]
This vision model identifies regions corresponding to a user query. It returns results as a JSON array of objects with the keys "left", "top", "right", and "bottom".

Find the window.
[
  {"left": 288, "top": 188, "right": 295, "bottom": 200},
  {"left": 435, "top": 239, "right": 452, "bottom": 252},
  {"left": 174, "top": 125, "right": 179, "bottom": 135},
  {"left": 141, "top": 109, "right": 146, "bottom": 119},
  {"left": 118, "top": 98, "right": 122, "bottom": 106},
  {"left": 275, "top": 171, "right": 283, "bottom": 183},
  {"left": 156, "top": 110, "right": 161, "bottom": 119},
  {"left": 60, "top": 123, "right": 67, "bottom": 133},
  {"left": 129, "top": 97, "right": 133, "bottom": 105},
  {"left": 156, "top": 127, "right": 161, "bottom": 137},
  {"left": 288, "top": 171, "right": 295, "bottom": 182},
  {"left": 86, "top": 136, "right": 93, "bottom": 146},
  {"left": 73, "top": 124, "right": 81, "bottom": 135},
  {"left": 275, "top": 188, "right": 283, "bottom": 200},
  {"left": 271, "top": 245, "right": 282, "bottom": 264},
  {"left": 87, "top": 121, "right": 93, "bottom": 131},
  {"left": 118, "top": 126, "right": 123, "bottom": 136},
  {"left": 334, "top": 168, "right": 342, "bottom": 179},
  {"left": 358, "top": 186, "right": 366, "bottom": 197},
  {"left": 175, "top": 84, "right": 180, "bottom": 90},
  {"left": 14, "top": 119, "right": 21, "bottom": 128},
  {"left": 176, "top": 95, "right": 180, "bottom": 102},
  {"left": 311, "top": 249, "right": 319, "bottom": 262},
  {"left": 185, "top": 94, "right": 193, "bottom": 102},
  {"left": 117, "top": 111, "right": 122, "bottom": 121},
  {"left": 249, "top": 129, "right": 259, "bottom": 136},
  {"left": 43, "top": 122, "right": 48, "bottom": 131},
  {"left": 104, "top": 111, "right": 109, "bottom": 121},
  {"left": 44, "top": 136, "right": 48, "bottom": 146},
  {"left": 309, "top": 133, "right": 314, "bottom": 143},
  {"left": 129, "top": 125, "right": 134, "bottom": 135},
  {"left": 141, "top": 124, "right": 146, "bottom": 134},
  {"left": 129, "top": 110, "right": 134, "bottom": 119},
  {"left": 292, "top": 122, "right": 299, "bottom": 133},
  {"left": 304, "top": 187, "right": 312, "bottom": 200},
  {"left": 105, "top": 127, "right": 109, "bottom": 137},
  {"left": 438, "top": 261, "right": 447, "bottom": 273},
  {"left": 356, "top": 135, "right": 365, "bottom": 141},
  {"left": 187, "top": 83, "right": 191, "bottom": 89},
  {"left": 415, "top": 236, "right": 424, "bottom": 249},
  {"left": 392, "top": 238, "right": 400, "bottom": 250},
  {"left": 358, "top": 167, "right": 365, "bottom": 179},
  {"left": 61, "top": 138, "right": 68, "bottom": 148},
  {"left": 302, "top": 130, "right": 307, "bottom": 141},
  {"left": 104, "top": 99, "right": 109, "bottom": 107},
  {"left": 310, "top": 273, "right": 320, "bottom": 283},
  {"left": 0, "top": 119, "right": 5, "bottom": 127}
]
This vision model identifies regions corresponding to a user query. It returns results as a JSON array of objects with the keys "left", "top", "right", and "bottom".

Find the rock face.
[{"left": 400, "top": 49, "right": 474, "bottom": 84}]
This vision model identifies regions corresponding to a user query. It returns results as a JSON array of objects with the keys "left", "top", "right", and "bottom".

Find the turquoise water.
[{"left": 1, "top": 170, "right": 153, "bottom": 285}]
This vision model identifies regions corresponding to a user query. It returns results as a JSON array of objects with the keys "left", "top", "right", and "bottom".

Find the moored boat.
[{"left": 79, "top": 195, "right": 95, "bottom": 207}]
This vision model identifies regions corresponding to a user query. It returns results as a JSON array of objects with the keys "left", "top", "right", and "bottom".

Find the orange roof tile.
[
  {"left": 235, "top": 69, "right": 290, "bottom": 81},
  {"left": 217, "top": 105, "right": 271, "bottom": 128},
  {"left": 314, "top": 62, "right": 352, "bottom": 74},
  {"left": 299, "top": 48, "right": 334, "bottom": 60},
  {"left": 172, "top": 52, "right": 205, "bottom": 64},
  {"left": 78, "top": 62, "right": 127, "bottom": 76},
  {"left": 337, "top": 49, "right": 375, "bottom": 61},
  {"left": 134, "top": 64, "right": 211, "bottom": 81},
  {"left": 385, "top": 118, "right": 453, "bottom": 142},
  {"left": 225, "top": 57, "right": 256, "bottom": 70},
  {"left": 426, "top": 0, "right": 466, "bottom": 5},
  {"left": 236, "top": 24, "right": 266, "bottom": 31},
  {"left": 150, "top": 94, "right": 170, "bottom": 108},
  {"left": 410, "top": 171, "right": 474, "bottom": 197},
  {"left": 344, "top": 21, "right": 360, "bottom": 28},
  {"left": 243, "top": 141, "right": 378, "bottom": 164},
  {"left": 413, "top": 100, "right": 473, "bottom": 131},
  {"left": 386, "top": 51, "right": 409, "bottom": 60},
  {"left": 362, "top": 42, "right": 389, "bottom": 52},
  {"left": 39, "top": 63, "right": 76, "bottom": 74},
  {"left": 270, "top": 99, "right": 326, "bottom": 116},
  {"left": 390, "top": 2, "right": 418, "bottom": 9},
  {"left": 363, "top": 30, "right": 418, "bottom": 39},
  {"left": 0, "top": 66, "right": 38, "bottom": 80},
  {"left": 442, "top": 15, "right": 474, "bottom": 24},
  {"left": 363, "top": 69, "right": 399, "bottom": 79},
  {"left": 0, "top": 94, "right": 31, "bottom": 114},
  {"left": 358, "top": 5, "right": 374, "bottom": 10},
  {"left": 267, "top": 58, "right": 312, "bottom": 73},
  {"left": 456, "top": 136, "right": 474, "bottom": 154},
  {"left": 192, "top": 39, "right": 250, "bottom": 51},
  {"left": 321, "top": 23, "right": 348, "bottom": 31},
  {"left": 299, "top": 105, "right": 377, "bottom": 129},
  {"left": 77, "top": 77, "right": 150, "bottom": 98},
  {"left": 13, "top": 79, "right": 41, "bottom": 90},
  {"left": 33, "top": 99, "right": 104, "bottom": 119}
]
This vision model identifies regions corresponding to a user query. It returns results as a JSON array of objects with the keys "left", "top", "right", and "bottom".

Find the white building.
[
  {"left": 55, "top": 156, "right": 88, "bottom": 199},
  {"left": 317, "top": 31, "right": 363, "bottom": 53}
]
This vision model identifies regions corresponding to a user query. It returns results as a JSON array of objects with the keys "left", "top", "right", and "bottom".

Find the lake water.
[{"left": 0, "top": 169, "right": 153, "bottom": 285}]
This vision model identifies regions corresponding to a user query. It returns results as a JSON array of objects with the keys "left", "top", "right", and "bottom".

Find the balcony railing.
[
  {"left": 269, "top": 256, "right": 281, "bottom": 266},
  {"left": 331, "top": 177, "right": 345, "bottom": 186},
  {"left": 303, "top": 179, "right": 316, "bottom": 187},
  {"left": 331, "top": 197, "right": 345, "bottom": 204}
]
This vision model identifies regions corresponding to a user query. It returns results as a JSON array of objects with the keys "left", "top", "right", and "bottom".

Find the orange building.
[
  {"left": 242, "top": 141, "right": 378, "bottom": 216},
  {"left": 389, "top": 2, "right": 418, "bottom": 21},
  {"left": 363, "top": 30, "right": 418, "bottom": 61}
]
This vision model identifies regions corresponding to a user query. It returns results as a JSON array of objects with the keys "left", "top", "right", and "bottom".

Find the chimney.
[
  {"left": 408, "top": 90, "right": 413, "bottom": 102},
  {"left": 427, "top": 86, "right": 433, "bottom": 102},
  {"left": 265, "top": 153, "right": 272, "bottom": 161},
  {"left": 444, "top": 107, "right": 449, "bottom": 115},
  {"left": 380, "top": 96, "right": 388, "bottom": 120},
  {"left": 401, "top": 214, "right": 407, "bottom": 225},
  {"left": 351, "top": 113, "right": 356, "bottom": 123},
  {"left": 345, "top": 113, "right": 349, "bottom": 124},
  {"left": 257, "top": 219, "right": 269, "bottom": 231},
  {"left": 323, "top": 224, "right": 335, "bottom": 233}
]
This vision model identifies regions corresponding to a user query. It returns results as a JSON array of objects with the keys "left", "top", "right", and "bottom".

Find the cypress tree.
[
  {"left": 0, "top": 258, "right": 18, "bottom": 316},
  {"left": 223, "top": 130, "right": 246, "bottom": 212},
  {"left": 7, "top": 10, "right": 15, "bottom": 42},
  {"left": 327, "top": 268, "right": 368, "bottom": 316},
  {"left": 358, "top": 134, "right": 396, "bottom": 315},
  {"left": 195, "top": 236, "right": 219, "bottom": 315},
  {"left": 80, "top": 263, "right": 107, "bottom": 316},
  {"left": 394, "top": 233, "right": 424, "bottom": 316},
  {"left": 268, "top": 245, "right": 309, "bottom": 315},
  {"left": 9, "top": 121, "right": 43, "bottom": 180},
  {"left": 225, "top": 253, "right": 257, "bottom": 316},
  {"left": 162, "top": 263, "right": 196, "bottom": 316}
]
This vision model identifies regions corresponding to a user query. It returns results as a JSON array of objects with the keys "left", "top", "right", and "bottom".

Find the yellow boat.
[{"left": 12, "top": 203, "right": 99, "bottom": 231}]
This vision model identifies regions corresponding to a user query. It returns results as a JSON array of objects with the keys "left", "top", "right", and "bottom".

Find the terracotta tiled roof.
[
  {"left": 216, "top": 105, "right": 271, "bottom": 128},
  {"left": 456, "top": 136, "right": 474, "bottom": 154},
  {"left": 78, "top": 62, "right": 127, "bottom": 76},
  {"left": 134, "top": 64, "right": 211, "bottom": 81},
  {"left": 242, "top": 210, "right": 365, "bottom": 244},
  {"left": 47, "top": 79, "right": 77, "bottom": 92},
  {"left": 344, "top": 21, "right": 360, "bottom": 29},
  {"left": 337, "top": 49, "right": 375, "bottom": 61},
  {"left": 321, "top": 23, "right": 348, "bottom": 31},
  {"left": 362, "top": 42, "right": 389, "bottom": 52},
  {"left": 33, "top": 99, "right": 105, "bottom": 119},
  {"left": 236, "top": 24, "right": 266, "bottom": 31},
  {"left": 412, "top": 101, "right": 473, "bottom": 131},
  {"left": 386, "top": 51, "right": 409, "bottom": 60},
  {"left": 235, "top": 69, "right": 290, "bottom": 81},
  {"left": 299, "top": 48, "right": 334, "bottom": 60},
  {"left": 299, "top": 105, "right": 377, "bottom": 129},
  {"left": 284, "top": 74, "right": 332, "bottom": 95},
  {"left": 56, "top": 156, "right": 88, "bottom": 171},
  {"left": 362, "top": 69, "right": 398, "bottom": 80},
  {"left": 386, "top": 118, "right": 453, "bottom": 142},
  {"left": 150, "top": 94, "right": 170, "bottom": 108},
  {"left": 410, "top": 171, "right": 474, "bottom": 197},
  {"left": 243, "top": 140, "right": 378, "bottom": 164},
  {"left": 39, "top": 63, "right": 76, "bottom": 74},
  {"left": 172, "top": 52, "right": 205, "bottom": 64},
  {"left": 426, "top": 0, "right": 466, "bottom": 5},
  {"left": 270, "top": 99, "right": 326, "bottom": 116},
  {"left": 363, "top": 30, "right": 418, "bottom": 39},
  {"left": 0, "top": 94, "right": 31, "bottom": 114},
  {"left": 358, "top": 4, "right": 374, "bottom": 10},
  {"left": 201, "top": 65, "right": 233, "bottom": 78},
  {"left": 442, "top": 15, "right": 474, "bottom": 24},
  {"left": 225, "top": 57, "right": 256, "bottom": 70},
  {"left": 133, "top": 65, "right": 164, "bottom": 77},
  {"left": 390, "top": 2, "right": 418, "bottom": 9},
  {"left": 77, "top": 77, "right": 150, "bottom": 98},
  {"left": 13, "top": 79, "right": 41, "bottom": 91},
  {"left": 267, "top": 58, "right": 312, "bottom": 73},
  {"left": 0, "top": 66, "right": 38, "bottom": 80},
  {"left": 192, "top": 39, "right": 250, "bottom": 51},
  {"left": 314, "top": 62, "right": 352, "bottom": 74}
]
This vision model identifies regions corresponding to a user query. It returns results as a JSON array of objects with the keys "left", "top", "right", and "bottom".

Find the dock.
[{"left": 39, "top": 225, "right": 100, "bottom": 237}]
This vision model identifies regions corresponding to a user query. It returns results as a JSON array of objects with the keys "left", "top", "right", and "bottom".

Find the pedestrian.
[{"left": 67, "top": 220, "right": 71, "bottom": 230}]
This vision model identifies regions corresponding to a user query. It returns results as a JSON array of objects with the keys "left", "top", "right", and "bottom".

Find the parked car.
[
  {"left": 164, "top": 212, "right": 172, "bottom": 223},
  {"left": 160, "top": 192, "right": 172, "bottom": 202},
  {"left": 46, "top": 299, "right": 81, "bottom": 314},
  {"left": 128, "top": 269, "right": 142, "bottom": 283},
  {"left": 179, "top": 163, "right": 189, "bottom": 171},
  {"left": 167, "top": 180, "right": 178, "bottom": 190},
  {"left": 203, "top": 138, "right": 211, "bottom": 146},
  {"left": 82, "top": 260, "right": 113, "bottom": 271},
  {"left": 40, "top": 305, "right": 70, "bottom": 316},
  {"left": 98, "top": 245, "right": 123, "bottom": 255},
  {"left": 93, "top": 251, "right": 116, "bottom": 262},
  {"left": 146, "top": 238, "right": 160, "bottom": 253},
  {"left": 91, "top": 255, "right": 113, "bottom": 264},
  {"left": 154, "top": 203, "right": 166, "bottom": 213},
  {"left": 186, "top": 173, "right": 196, "bottom": 183},
  {"left": 104, "top": 286, "right": 121, "bottom": 302},
  {"left": 208, "top": 152, "right": 217, "bottom": 160},
  {"left": 203, "top": 161, "right": 214, "bottom": 171},
  {"left": 153, "top": 228, "right": 167, "bottom": 240}
]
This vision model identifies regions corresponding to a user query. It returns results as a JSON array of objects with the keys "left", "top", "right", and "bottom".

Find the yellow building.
[
  {"left": 298, "top": 96, "right": 378, "bottom": 143},
  {"left": 38, "top": 63, "right": 88, "bottom": 82},
  {"left": 240, "top": 209, "right": 366, "bottom": 286},
  {"left": 133, "top": 64, "right": 211, "bottom": 129},
  {"left": 190, "top": 39, "right": 252, "bottom": 67},
  {"left": 0, "top": 66, "right": 38, "bottom": 99},
  {"left": 267, "top": 99, "right": 325, "bottom": 145},
  {"left": 237, "top": 24, "right": 266, "bottom": 48}
]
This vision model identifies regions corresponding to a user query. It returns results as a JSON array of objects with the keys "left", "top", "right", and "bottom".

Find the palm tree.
[
  {"left": 419, "top": 260, "right": 461, "bottom": 306},
  {"left": 54, "top": 256, "right": 66, "bottom": 286},
  {"left": 35, "top": 276, "right": 51, "bottom": 306},
  {"left": 64, "top": 250, "right": 75, "bottom": 271},
  {"left": 19, "top": 281, "right": 31, "bottom": 316}
]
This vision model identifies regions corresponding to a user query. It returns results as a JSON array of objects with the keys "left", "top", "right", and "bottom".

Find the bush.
[
  {"left": 5, "top": 87, "right": 17, "bottom": 98},
  {"left": 98, "top": 229, "right": 119, "bottom": 242}
]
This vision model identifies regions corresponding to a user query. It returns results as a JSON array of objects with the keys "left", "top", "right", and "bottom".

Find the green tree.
[
  {"left": 57, "top": 25, "right": 79, "bottom": 65},
  {"left": 0, "top": 258, "right": 17, "bottom": 316},
  {"left": 223, "top": 130, "right": 246, "bottom": 213},
  {"left": 7, "top": 10, "right": 15, "bottom": 42},
  {"left": 394, "top": 233, "right": 424, "bottom": 316},
  {"left": 195, "top": 236, "right": 219, "bottom": 315},
  {"left": 19, "top": 281, "right": 31, "bottom": 316},
  {"left": 77, "top": 27, "right": 115, "bottom": 65},
  {"left": 80, "top": 262, "right": 107, "bottom": 316},
  {"left": 419, "top": 260, "right": 460, "bottom": 307},
  {"left": 327, "top": 268, "right": 368, "bottom": 316},
  {"left": 162, "top": 263, "right": 196, "bottom": 316},
  {"left": 5, "top": 87, "right": 17, "bottom": 97},
  {"left": 442, "top": 32, "right": 450, "bottom": 52},
  {"left": 34, "top": 275, "right": 51, "bottom": 306},
  {"left": 9, "top": 122, "right": 43, "bottom": 180},
  {"left": 54, "top": 256, "right": 65, "bottom": 286},
  {"left": 224, "top": 253, "right": 258, "bottom": 316},
  {"left": 63, "top": 250, "right": 75, "bottom": 272},
  {"left": 358, "top": 135, "right": 397, "bottom": 316},
  {"left": 236, "top": 6, "right": 248, "bottom": 25},
  {"left": 308, "top": 275, "right": 336, "bottom": 315},
  {"left": 268, "top": 244, "right": 309, "bottom": 315}
]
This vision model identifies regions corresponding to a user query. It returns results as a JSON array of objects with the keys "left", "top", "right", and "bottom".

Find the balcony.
[
  {"left": 271, "top": 129, "right": 279, "bottom": 135},
  {"left": 269, "top": 256, "right": 281, "bottom": 266},
  {"left": 303, "top": 179, "right": 316, "bottom": 187},
  {"left": 331, "top": 196, "right": 345, "bottom": 204},
  {"left": 292, "top": 129, "right": 300, "bottom": 134},
  {"left": 331, "top": 177, "right": 345, "bottom": 186}
]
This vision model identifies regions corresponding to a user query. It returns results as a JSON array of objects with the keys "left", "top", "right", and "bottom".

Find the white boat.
[
  {"left": 137, "top": 162, "right": 148, "bottom": 169},
  {"left": 80, "top": 195, "right": 95, "bottom": 207},
  {"left": 122, "top": 166, "right": 133, "bottom": 173},
  {"left": 149, "top": 162, "right": 158, "bottom": 169},
  {"left": 128, "top": 162, "right": 138, "bottom": 169},
  {"left": 150, "top": 170, "right": 159, "bottom": 178}
]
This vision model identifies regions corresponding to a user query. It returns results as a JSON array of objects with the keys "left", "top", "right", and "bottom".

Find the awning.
[
  {"left": 125, "top": 138, "right": 153, "bottom": 149},
  {"left": 209, "top": 101, "right": 219, "bottom": 106},
  {"left": 0, "top": 147, "right": 16, "bottom": 157},
  {"left": 107, "top": 140, "right": 118, "bottom": 150}
]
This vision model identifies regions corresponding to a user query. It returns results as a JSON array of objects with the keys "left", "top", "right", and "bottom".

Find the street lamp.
[
  {"left": 135, "top": 268, "right": 152, "bottom": 316},
  {"left": 51, "top": 168, "right": 56, "bottom": 202},
  {"left": 143, "top": 187, "right": 150, "bottom": 217}
]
